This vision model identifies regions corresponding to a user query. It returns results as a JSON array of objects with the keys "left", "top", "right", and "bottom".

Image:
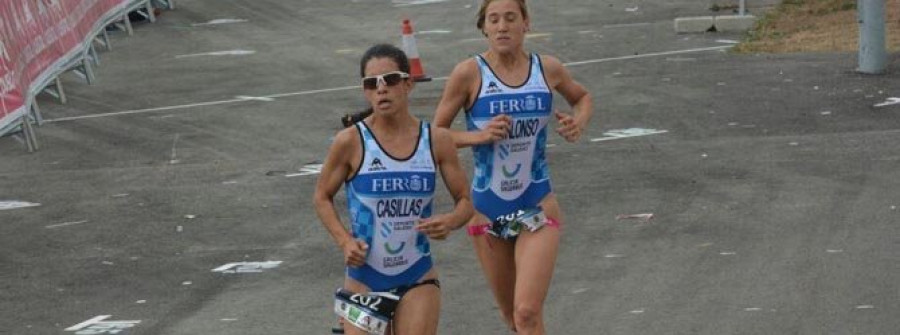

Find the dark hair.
[
  {"left": 359, "top": 44, "right": 410, "bottom": 77},
  {"left": 341, "top": 107, "right": 374, "bottom": 128},
  {"left": 476, "top": 0, "right": 529, "bottom": 31}
]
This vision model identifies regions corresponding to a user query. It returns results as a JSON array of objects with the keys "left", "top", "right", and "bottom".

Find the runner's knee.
[{"left": 513, "top": 303, "right": 541, "bottom": 329}]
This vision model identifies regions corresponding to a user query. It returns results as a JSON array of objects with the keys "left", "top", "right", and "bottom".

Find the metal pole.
[
  {"left": 858, "top": 0, "right": 887, "bottom": 74},
  {"left": 21, "top": 115, "right": 38, "bottom": 152},
  {"left": 739, "top": 0, "right": 746, "bottom": 16}
]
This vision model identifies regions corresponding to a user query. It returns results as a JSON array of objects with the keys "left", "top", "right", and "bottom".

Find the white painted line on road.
[
  {"left": 45, "top": 46, "right": 729, "bottom": 122},
  {"left": 212, "top": 261, "right": 283, "bottom": 273},
  {"left": 616, "top": 213, "right": 654, "bottom": 221},
  {"left": 591, "top": 128, "right": 669, "bottom": 142},
  {"left": 666, "top": 57, "right": 697, "bottom": 62},
  {"left": 855, "top": 305, "right": 875, "bottom": 309},
  {"left": 874, "top": 97, "right": 900, "bottom": 108},
  {"left": 235, "top": 95, "right": 275, "bottom": 102},
  {"left": 393, "top": 0, "right": 450, "bottom": 6},
  {"left": 0, "top": 201, "right": 41, "bottom": 210},
  {"left": 286, "top": 163, "right": 323, "bottom": 177},
  {"left": 46, "top": 98, "right": 250, "bottom": 122},
  {"left": 264, "top": 85, "right": 361, "bottom": 99},
  {"left": 111, "top": 193, "right": 130, "bottom": 198},
  {"left": 604, "top": 22, "right": 651, "bottom": 29},
  {"left": 720, "top": 251, "right": 736, "bottom": 256},
  {"left": 169, "top": 134, "right": 180, "bottom": 165},
  {"left": 629, "top": 309, "right": 645, "bottom": 314},
  {"left": 565, "top": 46, "right": 731, "bottom": 67},
  {"left": 604, "top": 254, "right": 625, "bottom": 258},
  {"left": 525, "top": 33, "right": 552, "bottom": 39},
  {"left": 66, "top": 315, "right": 111, "bottom": 331},
  {"left": 716, "top": 39, "right": 740, "bottom": 44},
  {"left": 418, "top": 30, "right": 453, "bottom": 35},
  {"left": 192, "top": 18, "right": 248, "bottom": 26},
  {"left": 572, "top": 288, "right": 589, "bottom": 294},
  {"left": 65, "top": 315, "right": 141, "bottom": 332},
  {"left": 826, "top": 249, "right": 844, "bottom": 253},
  {"left": 174, "top": 50, "right": 256, "bottom": 59},
  {"left": 46, "top": 220, "right": 88, "bottom": 229}
]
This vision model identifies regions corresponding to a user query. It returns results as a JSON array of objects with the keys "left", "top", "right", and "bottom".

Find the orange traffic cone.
[{"left": 401, "top": 19, "right": 431, "bottom": 82}]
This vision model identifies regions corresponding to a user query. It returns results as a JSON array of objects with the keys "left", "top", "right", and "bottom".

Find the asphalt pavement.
[{"left": 1, "top": 0, "right": 899, "bottom": 334}]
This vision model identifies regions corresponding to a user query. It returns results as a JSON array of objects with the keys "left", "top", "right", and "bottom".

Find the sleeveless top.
[
  {"left": 465, "top": 53, "right": 553, "bottom": 220},
  {"left": 345, "top": 121, "right": 436, "bottom": 291}
]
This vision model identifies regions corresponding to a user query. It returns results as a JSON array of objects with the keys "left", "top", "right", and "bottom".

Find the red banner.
[{"left": 1, "top": 0, "right": 127, "bottom": 130}]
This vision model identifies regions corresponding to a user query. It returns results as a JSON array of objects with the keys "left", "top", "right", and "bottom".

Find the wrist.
[
  {"left": 477, "top": 130, "right": 493, "bottom": 144},
  {"left": 336, "top": 235, "right": 353, "bottom": 249},
  {"left": 574, "top": 113, "right": 590, "bottom": 130}
]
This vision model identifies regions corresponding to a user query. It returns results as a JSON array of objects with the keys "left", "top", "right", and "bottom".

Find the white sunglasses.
[{"left": 361, "top": 71, "right": 410, "bottom": 90}]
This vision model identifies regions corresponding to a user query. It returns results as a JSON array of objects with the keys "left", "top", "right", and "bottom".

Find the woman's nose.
[{"left": 376, "top": 80, "right": 389, "bottom": 92}]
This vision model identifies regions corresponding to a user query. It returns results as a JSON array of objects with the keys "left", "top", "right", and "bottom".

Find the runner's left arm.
[{"left": 543, "top": 55, "right": 593, "bottom": 142}]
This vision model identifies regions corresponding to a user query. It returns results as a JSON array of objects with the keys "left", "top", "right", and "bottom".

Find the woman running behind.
[{"left": 432, "top": 1, "right": 594, "bottom": 334}]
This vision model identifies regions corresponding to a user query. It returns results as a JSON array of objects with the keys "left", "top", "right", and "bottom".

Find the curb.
[{"left": 675, "top": 15, "right": 757, "bottom": 33}]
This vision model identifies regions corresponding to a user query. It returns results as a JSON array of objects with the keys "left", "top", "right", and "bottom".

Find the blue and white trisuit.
[
  {"left": 345, "top": 121, "right": 437, "bottom": 292},
  {"left": 465, "top": 53, "right": 555, "bottom": 222}
]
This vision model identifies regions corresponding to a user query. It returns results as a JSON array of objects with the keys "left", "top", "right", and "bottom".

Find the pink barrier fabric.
[{"left": 0, "top": 0, "right": 127, "bottom": 130}]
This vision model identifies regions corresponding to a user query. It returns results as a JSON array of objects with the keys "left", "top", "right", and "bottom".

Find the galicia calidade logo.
[
  {"left": 502, "top": 163, "right": 522, "bottom": 178},
  {"left": 384, "top": 241, "right": 406, "bottom": 255}
]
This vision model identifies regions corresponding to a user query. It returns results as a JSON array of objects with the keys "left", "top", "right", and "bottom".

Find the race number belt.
[
  {"left": 334, "top": 288, "right": 400, "bottom": 334},
  {"left": 488, "top": 207, "right": 552, "bottom": 240}
]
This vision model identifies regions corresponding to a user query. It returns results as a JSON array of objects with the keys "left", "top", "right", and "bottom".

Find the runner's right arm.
[
  {"left": 433, "top": 59, "right": 510, "bottom": 148},
  {"left": 313, "top": 128, "right": 367, "bottom": 267}
]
